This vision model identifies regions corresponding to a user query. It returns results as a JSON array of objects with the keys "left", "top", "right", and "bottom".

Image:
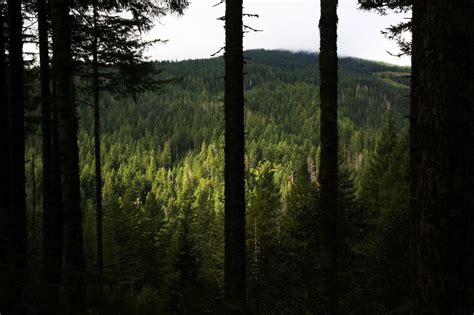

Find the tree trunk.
[
  {"left": 318, "top": 0, "right": 338, "bottom": 313},
  {"left": 0, "top": 3, "right": 10, "bottom": 309},
  {"left": 50, "top": 0, "right": 86, "bottom": 310},
  {"left": 411, "top": 0, "right": 474, "bottom": 313},
  {"left": 7, "top": 0, "right": 27, "bottom": 310},
  {"left": 0, "top": 2, "right": 9, "bottom": 264},
  {"left": 224, "top": 0, "right": 246, "bottom": 304},
  {"left": 39, "top": 0, "right": 63, "bottom": 310},
  {"left": 92, "top": 0, "right": 104, "bottom": 296}
]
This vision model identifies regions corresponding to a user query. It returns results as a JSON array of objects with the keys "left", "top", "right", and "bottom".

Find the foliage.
[{"left": 25, "top": 50, "right": 411, "bottom": 313}]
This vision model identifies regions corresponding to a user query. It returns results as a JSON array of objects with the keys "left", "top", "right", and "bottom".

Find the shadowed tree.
[
  {"left": 319, "top": 0, "right": 338, "bottom": 313},
  {"left": 71, "top": 0, "right": 188, "bottom": 289},
  {"left": 6, "top": 0, "right": 27, "bottom": 311},
  {"left": 411, "top": 0, "right": 474, "bottom": 313},
  {"left": 0, "top": 2, "right": 10, "bottom": 309},
  {"left": 50, "top": 0, "right": 86, "bottom": 310},
  {"left": 224, "top": 0, "right": 246, "bottom": 306},
  {"left": 0, "top": 1, "right": 8, "bottom": 255},
  {"left": 38, "top": 0, "right": 64, "bottom": 311}
]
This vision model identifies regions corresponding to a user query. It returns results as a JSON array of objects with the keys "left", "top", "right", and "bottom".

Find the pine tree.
[
  {"left": 71, "top": 1, "right": 188, "bottom": 286},
  {"left": 224, "top": 0, "right": 246, "bottom": 305},
  {"left": 247, "top": 161, "right": 281, "bottom": 311},
  {"left": 6, "top": 0, "right": 27, "bottom": 311},
  {"left": 0, "top": 1, "right": 10, "bottom": 308},
  {"left": 50, "top": 0, "right": 86, "bottom": 310},
  {"left": 411, "top": 0, "right": 474, "bottom": 312},
  {"left": 38, "top": 0, "right": 64, "bottom": 310},
  {"left": 247, "top": 161, "right": 279, "bottom": 255},
  {"left": 0, "top": 0, "right": 7, "bottom": 248},
  {"left": 279, "top": 163, "right": 319, "bottom": 312},
  {"left": 360, "top": 109, "right": 397, "bottom": 214},
  {"left": 319, "top": 0, "right": 338, "bottom": 312},
  {"left": 169, "top": 194, "right": 202, "bottom": 313}
]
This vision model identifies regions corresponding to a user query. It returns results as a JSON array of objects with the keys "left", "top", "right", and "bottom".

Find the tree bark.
[
  {"left": 39, "top": 0, "right": 63, "bottom": 310},
  {"left": 224, "top": 0, "right": 246, "bottom": 304},
  {"left": 0, "top": 3, "right": 10, "bottom": 309},
  {"left": 92, "top": 0, "right": 104, "bottom": 296},
  {"left": 319, "top": 0, "right": 338, "bottom": 313},
  {"left": 6, "top": 0, "right": 27, "bottom": 310},
  {"left": 0, "top": 2, "right": 9, "bottom": 264},
  {"left": 411, "top": 0, "right": 474, "bottom": 313},
  {"left": 50, "top": 0, "right": 86, "bottom": 311}
]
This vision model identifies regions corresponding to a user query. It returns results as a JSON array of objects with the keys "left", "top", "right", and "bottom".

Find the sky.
[{"left": 147, "top": 0, "right": 411, "bottom": 66}]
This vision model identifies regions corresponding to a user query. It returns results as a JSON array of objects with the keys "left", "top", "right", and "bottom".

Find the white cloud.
[{"left": 146, "top": 0, "right": 411, "bottom": 66}]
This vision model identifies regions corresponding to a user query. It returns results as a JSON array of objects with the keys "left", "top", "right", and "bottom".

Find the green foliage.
[{"left": 26, "top": 50, "right": 411, "bottom": 313}]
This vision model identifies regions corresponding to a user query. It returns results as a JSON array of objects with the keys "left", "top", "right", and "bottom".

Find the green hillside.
[{"left": 31, "top": 50, "right": 410, "bottom": 313}]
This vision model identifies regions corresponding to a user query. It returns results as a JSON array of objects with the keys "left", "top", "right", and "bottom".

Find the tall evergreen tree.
[
  {"left": 0, "top": 2, "right": 10, "bottom": 309},
  {"left": 279, "top": 163, "right": 319, "bottom": 312},
  {"left": 50, "top": 0, "right": 86, "bottom": 310},
  {"left": 360, "top": 109, "right": 397, "bottom": 213},
  {"left": 0, "top": 1, "right": 8, "bottom": 258},
  {"left": 319, "top": 0, "right": 338, "bottom": 312},
  {"left": 91, "top": 0, "right": 104, "bottom": 291},
  {"left": 7, "top": 0, "right": 27, "bottom": 310},
  {"left": 247, "top": 161, "right": 280, "bottom": 312},
  {"left": 38, "top": 0, "right": 64, "bottom": 310},
  {"left": 71, "top": 1, "right": 187, "bottom": 288},
  {"left": 411, "top": 0, "right": 474, "bottom": 312},
  {"left": 224, "top": 0, "right": 246, "bottom": 305}
]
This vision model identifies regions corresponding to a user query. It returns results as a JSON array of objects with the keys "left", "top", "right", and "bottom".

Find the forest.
[{"left": 1, "top": 0, "right": 473, "bottom": 314}]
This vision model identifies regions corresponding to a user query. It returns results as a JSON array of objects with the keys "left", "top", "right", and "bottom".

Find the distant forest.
[{"left": 1, "top": 0, "right": 473, "bottom": 314}]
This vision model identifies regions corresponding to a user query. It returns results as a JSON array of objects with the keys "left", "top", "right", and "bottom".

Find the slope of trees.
[
  {"left": 2, "top": 0, "right": 471, "bottom": 312},
  {"left": 8, "top": 48, "right": 414, "bottom": 312}
]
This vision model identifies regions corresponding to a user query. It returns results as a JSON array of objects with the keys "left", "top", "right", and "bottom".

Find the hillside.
[
  {"left": 79, "top": 49, "right": 409, "bottom": 174},
  {"left": 65, "top": 50, "right": 410, "bottom": 313}
]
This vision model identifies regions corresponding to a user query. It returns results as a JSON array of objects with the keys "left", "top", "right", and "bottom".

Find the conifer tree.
[
  {"left": 169, "top": 194, "right": 202, "bottom": 313},
  {"left": 319, "top": 0, "right": 338, "bottom": 312},
  {"left": 0, "top": 2, "right": 10, "bottom": 308},
  {"left": 38, "top": 0, "right": 64, "bottom": 310},
  {"left": 0, "top": 1, "right": 8, "bottom": 260},
  {"left": 6, "top": 0, "right": 27, "bottom": 310},
  {"left": 71, "top": 0, "right": 187, "bottom": 286},
  {"left": 360, "top": 109, "right": 397, "bottom": 213},
  {"left": 280, "top": 163, "right": 319, "bottom": 312},
  {"left": 411, "top": 0, "right": 474, "bottom": 312},
  {"left": 224, "top": 0, "right": 246, "bottom": 305},
  {"left": 50, "top": 0, "right": 86, "bottom": 310},
  {"left": 247, "top": 161, "right": 281, "bottom": 311}
]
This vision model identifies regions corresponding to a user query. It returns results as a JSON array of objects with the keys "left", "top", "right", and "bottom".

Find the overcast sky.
[{"left": 146, "top": 0, "right": 411, "bottom": 66}]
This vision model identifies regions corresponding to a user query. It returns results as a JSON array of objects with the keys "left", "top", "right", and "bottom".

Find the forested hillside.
[
  {"left": 23, "top": 50, "right": 412, "bottom": 313},
  {"left": 78, "top": 49, "right": 410, "bottom": 190},
  {"left": 2, "top": 0, "right": 473, "bottom": 311}
]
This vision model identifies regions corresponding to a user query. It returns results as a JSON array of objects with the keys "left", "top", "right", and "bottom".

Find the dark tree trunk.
[
  {"left": 318, "top": 0, "right": 338, "bottom": 313},
  {"left": 50, "top": 0, "right": 86, "bottom": 311},
  {"left": 0, "top": 3, "right": 10, "bottom": 308},
  {"left": 6, "top": 0, "right": 27, "bottom": 310},
  {"left": 39, "top": 0, "right": 63, "bottom": 310},
  {"left": 224, "top": 0, "right": 246, "bottom": 304},
  {"left": 92, "top": 0, "right": 104, "bottom": 295},
  {"left": 411, "top": 0, "right": 474, "bottom": 313},
  {"left": 0, "top": 2, "right": 9, "bottom": 264}
]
